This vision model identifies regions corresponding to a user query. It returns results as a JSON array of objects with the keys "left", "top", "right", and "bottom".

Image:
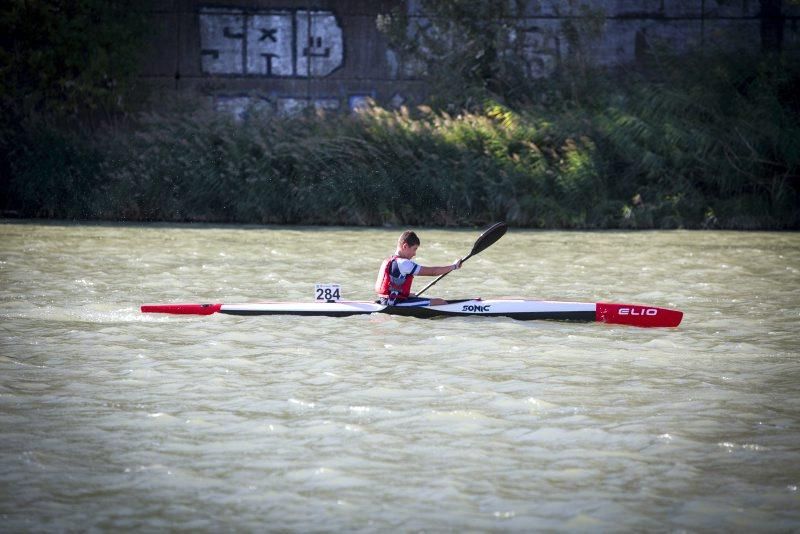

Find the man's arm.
[{"left": 417, "top": 259, "right": 462, "bottom": 276}]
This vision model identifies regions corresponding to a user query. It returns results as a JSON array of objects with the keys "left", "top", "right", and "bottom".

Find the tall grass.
[
  {"left": 94, "top": 103, "right": 613, "bottom": 226},
  {"left": 594, "top": 53, "right": 800, "bottom": 228},
  {"left": 4, "top": 120, "right": 106, "bottom": 218},
  {"left": 3, "top": 53, "right": 798, "bottom": 229}
]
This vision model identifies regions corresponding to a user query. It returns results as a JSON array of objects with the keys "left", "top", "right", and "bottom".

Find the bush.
[{"left": 2, "top": 54, "right": 798, "bottom": 229}]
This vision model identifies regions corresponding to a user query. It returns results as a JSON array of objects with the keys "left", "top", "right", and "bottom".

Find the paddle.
[{"left": 415, "top": 222, "right": 508, "bottom": 297}]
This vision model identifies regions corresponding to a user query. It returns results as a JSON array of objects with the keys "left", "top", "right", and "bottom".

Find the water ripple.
[{"left": 1, "top": 222, "right": 799, "bottom": 531}]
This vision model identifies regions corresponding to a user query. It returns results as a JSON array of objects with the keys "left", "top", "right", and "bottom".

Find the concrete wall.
[
  {"left": 140, "top": 0, "right": 800, "bottom": 117},
  {"left": 143, "top": 0, "right": 412, "bottom": 117}
]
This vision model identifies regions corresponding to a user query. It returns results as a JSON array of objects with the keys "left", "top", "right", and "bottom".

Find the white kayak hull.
[{"left": 141, "top": 299, "right": 683, "bottom": 327}]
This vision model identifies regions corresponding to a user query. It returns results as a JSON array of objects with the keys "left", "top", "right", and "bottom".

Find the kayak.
[
  {"left": 140, "top": 299, "right": 683, "bottom": 327},
  {"left": 141, "top": 223, "right": 683, "bottom": 327}
]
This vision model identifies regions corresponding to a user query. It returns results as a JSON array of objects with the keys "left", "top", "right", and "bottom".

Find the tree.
[{"left": 0, "top": 0, "right": 150, "bottom": 123}]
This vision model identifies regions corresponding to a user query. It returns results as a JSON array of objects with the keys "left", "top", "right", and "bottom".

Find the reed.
[{"left": 2, "top": 54, "right": 797, "bottom": 229}]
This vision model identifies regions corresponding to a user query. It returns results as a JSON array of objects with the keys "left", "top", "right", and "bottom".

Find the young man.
[{"left": 375, "top": 230, "right": 462, "bottom": 306}]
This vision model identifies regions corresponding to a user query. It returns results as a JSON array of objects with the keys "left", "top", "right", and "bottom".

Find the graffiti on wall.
[
  {"left": 386, "top": 17, "right": 563, "bottom": 80},
  {"left": 213, "top": 94, "right": 344, "bottom": 120},
  {"left": 513, "top": 24, "right": 562, "bottom": 79},
  {"left": 199, "top": 7, "right": 344, "bottom": 77}
]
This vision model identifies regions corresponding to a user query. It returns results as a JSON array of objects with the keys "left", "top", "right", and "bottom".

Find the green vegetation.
[
  {"left": 0, "top": 0, "right": 149, "bottom": 120},
  {"left": 0, "top": 0, "right": 149, "bottom": 220},
  {"left": 1, "top": 1, "right": 798, "bottom": 228}
]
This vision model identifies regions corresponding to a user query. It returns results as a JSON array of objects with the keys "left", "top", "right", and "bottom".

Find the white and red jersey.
[{"left": 375, "top": 255, "right": 421, "bottom": 300}]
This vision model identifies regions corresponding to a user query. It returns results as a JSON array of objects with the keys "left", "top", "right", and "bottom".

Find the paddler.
[{"left": 375, "top": 230, "right": 462, "bottom": 306}]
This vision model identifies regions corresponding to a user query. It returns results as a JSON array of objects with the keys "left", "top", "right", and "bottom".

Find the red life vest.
[{"left": 376, "top": 255, "right": 414, "bottom": 300}]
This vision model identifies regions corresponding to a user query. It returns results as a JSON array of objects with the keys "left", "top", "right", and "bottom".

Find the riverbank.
[{"left": 2, "top": 54, "right": 798, "bottom": 230}]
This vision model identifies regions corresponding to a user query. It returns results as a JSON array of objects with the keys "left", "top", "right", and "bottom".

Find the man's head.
[{"left": 396, "top": 230, "right": 420, "bottom": 259}]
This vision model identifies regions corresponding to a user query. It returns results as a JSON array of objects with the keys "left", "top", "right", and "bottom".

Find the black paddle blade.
[
  {"left": 470, "top": 222, "right": 507, "bottom": 256},
  {"left": 414, "top": 222, "right": 507, "bottom": 297}
]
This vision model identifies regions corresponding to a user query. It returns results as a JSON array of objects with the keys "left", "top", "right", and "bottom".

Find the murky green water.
[{"left": 1, "top": 221, "right": 798, "bottom": 531}]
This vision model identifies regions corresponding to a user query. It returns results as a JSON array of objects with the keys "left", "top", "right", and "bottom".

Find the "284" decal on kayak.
[{"left": 314, "top": 283, "right": 342, "bottom": 302}]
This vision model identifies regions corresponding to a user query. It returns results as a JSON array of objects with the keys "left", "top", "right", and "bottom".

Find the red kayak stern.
[{"left": 596, "top": 302, "right": 683, "bottom": 327}]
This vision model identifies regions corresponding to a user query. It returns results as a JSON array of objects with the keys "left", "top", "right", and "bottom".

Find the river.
[{"left": 1, "top": 221, "right": 798, "bottom": 531}]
